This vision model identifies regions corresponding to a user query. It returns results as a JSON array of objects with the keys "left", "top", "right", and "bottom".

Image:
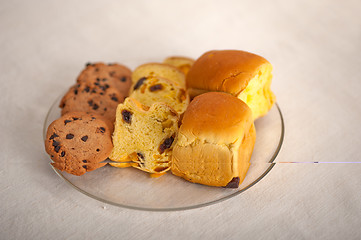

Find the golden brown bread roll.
[
  {"left": 186, "top": 50, "right": 275, "bottom": 119},
  {"left": 171, "top": 92, "right": 256, "bottom": 188}
]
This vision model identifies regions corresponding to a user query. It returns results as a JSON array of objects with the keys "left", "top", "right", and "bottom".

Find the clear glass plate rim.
[{"left": 43, "top": 95, "right": 285, "bottom": 212}]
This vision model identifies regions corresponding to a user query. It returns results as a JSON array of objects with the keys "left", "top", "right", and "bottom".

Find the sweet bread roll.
[
  {"left": 132, "top": 63, "right": 186, "bottom": 87},
  {"left": 171, "top": 92, "right": 256, "bottom": 188},
  {"left": 163, "top": 56, "right": 195, "bottom": 76},
  {"left": 186, "top": 50, "right": 275, "bottom": 119},
  {"left": 130, "top": 76, "right": 189, "bottom": 114},
  {"left": 109, "top": 98, "right": 179, "bottom": 175}
]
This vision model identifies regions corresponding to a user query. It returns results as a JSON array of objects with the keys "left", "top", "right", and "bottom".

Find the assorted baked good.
[
  {"left": 131, "top": 63, "right": 186, "bottom": 87},
  {"left": 44, "top": 50, "right": 276, "bottom": 188},
  {"left": 163, "top": 56, "right": 194, "bottom": 76},
  {"left": 109, "top": 97, "right": 179, "bottom": 176},
  {"left": 186, "top": 50, "right": 275, "bottom": 119},
  {"left": 77, "top": 62, "right": 132, "bottom": 96},
  {"left": 130, "top": 76, "right": 189, "bottom": 115},
  {"left": 45, "top": 112, "right": 113, "bottom": 176},
  {"left": 171, "top": 92, "right": 255, "bottom": 188}
]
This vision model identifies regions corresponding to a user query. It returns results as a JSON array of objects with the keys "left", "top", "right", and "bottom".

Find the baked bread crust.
[
  {"left": 171, "top": 92, "right": 256, "bottom": 187},
  {"left": 186, "top": 50, "right": 275, "bottom": 119}
]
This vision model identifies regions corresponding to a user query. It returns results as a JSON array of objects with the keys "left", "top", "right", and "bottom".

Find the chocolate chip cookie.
[
  {"left": 59, "top": 83, "right": 124, "bottom": 124},
  {"left": 45, "top": 112, "right": 113, "bottom": 176},
  {"left": 77, "top": 62, "right": 132, "bottom": 97}
]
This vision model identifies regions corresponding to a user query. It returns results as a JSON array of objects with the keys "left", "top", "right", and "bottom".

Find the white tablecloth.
[{"left": 1, "top": 0, "right": 360, "bottom": 239}]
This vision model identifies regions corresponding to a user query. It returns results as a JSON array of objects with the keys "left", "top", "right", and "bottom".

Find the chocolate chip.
[
  {"left": 81, "top": 136, "right": 88, "bottom": 142},
  {"left": 120, "top": 76, "right": 127, "bottom": 82},
  {"left": 108, "top": 63, "right": 114, "bottom": 66},
  {"left": 102, "top": 78, "right": 107, "bottom": 82},
  {"left": 95, "top": 68, "right": 99, "bottom": 72},
  {"left": 94, "top": 82, "right": 99, "bottom": 86},
  {"left": 137, "top": 152, "right": 145, "bottom": 161},
  {"left": 88, "top": 100, "right": 93, "bottom": 106},
  {"left": 64, "top": 120, "right": 72, "bottom": 125},
  {"left": 66, "top": 134, "right": 74, "bottom": 139},
  {"left": 74, "top": 89, "right": 78, "bottom": 95},
  {"left": 133, "top": 77, "right": 147, "bottom": 90},
  {"left": 149, "top": 84, "right": 163, "bottom": 92},
  {"left": 158, "top": 136, "right": 175, "bottom": 154},
  {"left": 122, "top": 110, "right": 132, "bottom": 124},
  {"left": 96, "top": 149, "right": 100, "bottom": 152},
  {"left": 109, "top": 71, "right": 115, "bottom": 77},
  {"left": 104, "top": 107, "right": 107, "bottom": 111},
  {"left": 99, "top": 127, "right": 105, "bottom": 133},
  {"left": 82, "top": 160, "right": 87, "bottom": 163},
  {"left": 49, "top": 133, "right": 59, "bottom": 140},
  {"left": 96, "top": 78, "right": 100, "bottom": 82},
  {"left": 91, "top": 89, "right": 97, "bottom": 93},
  {"left": 54, "top": 145, "right": 61, "bottom": 153},
  {"left": 84, "top": 86, "right": 90, "bottom": 92},
  {"left": 86, "top": 62, "right": 91, "bottom": 67},
  {"left": 91, "top": 117, "right": 96, "bottom": 120},
  {"left": 111, "top": 96, "right": 118, "bottom": 102},
  {"left": 92, "top": 104, "right": 99, "bottom": 110},
  {"left": 100, "top": 92, "right": 104, "bottom": 95},
  {"left": 52, "top": 141, "right": 60, "bottom": 147},
  {"left": 60, "top": 151, "right": 65, "bottom": 157},
  {"left": 72, "top": 117, "right": 79, "bottom": 120},
  {"left": 82, "top": 165, "right": 88, "bottom": 169},
  {"left": 225, "top": 177, "right": 240, "bottom": 188}
]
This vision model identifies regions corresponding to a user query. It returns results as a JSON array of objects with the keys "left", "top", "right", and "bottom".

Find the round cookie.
[
  {"left": 60, "top": 83, "right": 125, "bottom": 124},
  {"left": 45, "top": 112, "right": 113, "bottom": 176},
  {"left": 77, "top": 62, "right": 132, "bottom": 97}
]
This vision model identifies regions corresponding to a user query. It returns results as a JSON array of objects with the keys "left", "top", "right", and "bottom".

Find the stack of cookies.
[
  {"left": 45, "top": 62, "right": 132, "bottom": 176},
  {"left": 45, "top": 50, "right": 276, "bottom": 188}
]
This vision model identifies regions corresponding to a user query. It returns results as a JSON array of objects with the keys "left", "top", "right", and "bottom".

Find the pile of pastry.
[{"left": 45, "top": 50, "right": 275, "bottom": 188}]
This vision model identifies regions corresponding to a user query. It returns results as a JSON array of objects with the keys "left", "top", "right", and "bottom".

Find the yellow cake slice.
[
  {"left": 132, "top": 63, "right": 186, "bottom": 88},
  {"left": 130, "top": 76, "right": 189, "bottom": 115},
  {"left": 163, "top": 56, "right": 195, "bottom": 76},
  {"left": 109, "top": 97, "right": 179, "bottom": 175}
]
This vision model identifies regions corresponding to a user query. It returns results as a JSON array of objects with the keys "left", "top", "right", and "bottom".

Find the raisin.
[
  {"left": 84, "top": 86, "right": 90, "bottom": 92},
  {"left": 122, "top": 110, "right": 132, "bottom": 124},
  {"left": 224, "top": 177, "right": 240, "bottom": 188},
  {"left": 49, "top": 133, "right": 59, "bottom": 140},
  {"left": 54, "top": 145, "right": 61, "bottom": 153},
  {"left": 149, "top": 84, "right": 163, "bottom": 92},
  {"left": 60, "top": 151, "right": 65, "bottom": 157},
  {"left": 92, "top": 104, "right": 99, "bottom": 110},
  {"left": 158, "top": 136, "right": 175, "bottom": 154},
  {"left": 133, "top": 77, "right": 147, "bottom": 90},
  {"left": 120, "top": 76, "right": 127, "bottom": 82},
  {"left": 137, "top": 152, "right": 145, "bottom": 161},
  {"left": 66, "top": 134, "right": 74, "bottom": 139},
  {"left": 64, "top": 120, "right": 72, "bottom": 125},
  {"left": 81, "top": 136, "right": 88, "bottom": 142}
]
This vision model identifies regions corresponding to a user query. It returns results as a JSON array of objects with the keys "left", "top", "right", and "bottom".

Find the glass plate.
[{"left": 43, "top": 94, "right": 284, "bottom": 211}]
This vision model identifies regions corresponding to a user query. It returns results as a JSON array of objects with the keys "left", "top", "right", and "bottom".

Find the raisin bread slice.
[
  {"left": 163, "top": 56, "right": 195, "bottom": 76},
  {"left": 109, "top": 97, "right": 179, "bottom": 175},
  {"left": 131, "top": 63, "right": 185, "bottom": 88},
  {"left": 130, "top": 76, "right": 189, "bottom": 115}
]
